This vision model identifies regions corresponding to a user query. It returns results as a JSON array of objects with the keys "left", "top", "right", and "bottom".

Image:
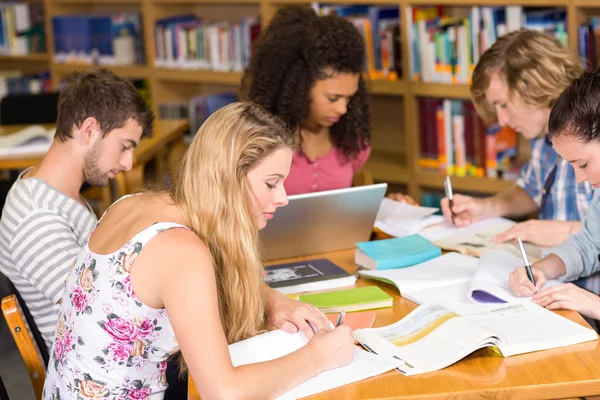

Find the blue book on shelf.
[{"left": 355, "top": 235, "right": 441, "bottom": 270}]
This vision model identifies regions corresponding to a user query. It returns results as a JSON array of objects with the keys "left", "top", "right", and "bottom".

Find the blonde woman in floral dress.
[{"left": 42, "top": 102, "right": 355, "bottom": 400}]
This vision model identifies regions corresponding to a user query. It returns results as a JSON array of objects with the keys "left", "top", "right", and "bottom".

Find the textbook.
[
  {"left": 299, "top": 286, "right": 393, "bottom": 313},
  {"left": 0, "top": 124, "right": 55, "bottom": 158},
  {"left": 265, "top": 258, "right": 356, "bottom": 295},
  {"left": 228, "top": 329, "right": 403, "bottom": 400},
  {"left": 354, "top": 302, "right": 598, "bottom": 376},
  {"left": 355, "top": 235, "right": 441, "bottom": 270},
  {"left": 420, "top": 217, "right": 544, "bottom": 262}
]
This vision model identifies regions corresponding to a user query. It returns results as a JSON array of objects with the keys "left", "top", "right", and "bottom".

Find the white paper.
[
  {"left": 228, "top": 330, "right": 403, "bottom": 400},
  {"left": 469, "top": 250, "right": 560, "bottom": 304},
  {"left": 359, "top": 252, "right": 478, "bottom": 295},
  {"left": 374, "top": 198, "right": 444, "bottom": 237}
]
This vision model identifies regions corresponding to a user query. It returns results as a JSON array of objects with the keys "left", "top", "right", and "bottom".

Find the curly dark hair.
[{"left": 241, "top": 6, "right": 370, "bottom": 161}]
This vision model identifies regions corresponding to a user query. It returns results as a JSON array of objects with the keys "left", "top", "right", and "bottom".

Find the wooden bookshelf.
[
  {"left": 30, "top": 0, "right": 594, "bottom": 200},
  {"left": 0, "top": 53, "right": 50, "bottom": 62}
]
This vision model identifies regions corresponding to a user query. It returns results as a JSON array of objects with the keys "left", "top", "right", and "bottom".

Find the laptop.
[{"left": 260, "top": 183, "right": 387, "bottom": 260}]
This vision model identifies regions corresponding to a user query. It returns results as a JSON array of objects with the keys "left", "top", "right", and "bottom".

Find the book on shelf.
[
  {"left": 0, "top": 2, "right": 45, "bottom": 55},
  {"left": 354, "top": 301, "right": 597, "bottom": 376},
  {"left": 355, "top": 235, "right": 441, "bottom": 271},
  {"left": 0, "top": 124, "right": 55, "bottom": 158},
  {"left": 417, "top": 98, "right": 518, "bottom": 179},
  {"left": 228, "top": 329, "right": 403, "bottom": 400},
  {"left": 299, "top": 286, "right": 393, "bottom": 313},
  {"left": 265, "top": 258, "right": 356, "bottom": 295}
]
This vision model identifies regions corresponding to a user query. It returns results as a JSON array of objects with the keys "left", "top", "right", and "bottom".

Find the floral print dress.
[{"left": 43, "top": 220, "right": 189, "bottom": 400}]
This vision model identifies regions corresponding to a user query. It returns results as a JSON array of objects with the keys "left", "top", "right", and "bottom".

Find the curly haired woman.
[{"left": 241, "top": 6, "right": 376, "bottom": 197}]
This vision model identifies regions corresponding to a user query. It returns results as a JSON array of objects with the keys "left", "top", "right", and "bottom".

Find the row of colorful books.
[
  {"left": 418, "top": 98, "right": 518, "bottom": 179},
  {"left": 407, "top": 6, "right": 568, "bottom": 84},
  {"left": 154, "top": 16, "right": 261, "bottom": 72},
  {"left": 0, "top": 2, "right": 45, "bottom": 55}
]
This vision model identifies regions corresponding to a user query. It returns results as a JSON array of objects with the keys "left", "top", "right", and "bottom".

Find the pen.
[
  {"left": 335, "top": 310, "right": 346, "bottom": 327},
  {"left": 517, "top": 237, "right": 536, "bottom": 286},
  {"left": 444, "top": 176, "right": 456, "bottom": 224}
]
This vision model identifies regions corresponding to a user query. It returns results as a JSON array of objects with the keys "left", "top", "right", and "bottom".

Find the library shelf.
[{"left": 415, "top": 170, "right": 516, "bottom": 194}]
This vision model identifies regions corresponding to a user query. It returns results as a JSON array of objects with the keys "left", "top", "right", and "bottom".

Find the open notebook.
[
  {"left": 354, "top": 302, "right": 598, "bottom": 376},
  {"left": 359, "top": 249, "right": 561, "bottom": 306},
  {"left": 422, "top": 218, "right": 544, "bottom": 262},
  {"left": 228, "top": 330, "right": 403, "bottom": 400},
  {"left": 468, "top": 250, "right": 561, "bottom": 303}
]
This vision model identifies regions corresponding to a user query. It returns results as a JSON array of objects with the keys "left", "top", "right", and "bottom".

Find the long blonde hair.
[
  {"left": 471, "top": 29, "right": 584, "bottom": 123},
  {"left": 170, "top": 102, "right": 293, "bottom": 344}
]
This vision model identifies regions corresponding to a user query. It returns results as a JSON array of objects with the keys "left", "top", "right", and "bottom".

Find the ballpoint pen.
[
  {"left": 517, "top": 237, "right": 536, "bottom": 286},
  {"left": 444, "top": 176, "right": 456, "bottom": 224},
  {"left": 335, "top": 310, "right": 346, "bottom": 327}
]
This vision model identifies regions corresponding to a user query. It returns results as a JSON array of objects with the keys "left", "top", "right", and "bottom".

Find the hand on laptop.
[{"left": 265, "top": 287, "right": 329, "bottom": 338}]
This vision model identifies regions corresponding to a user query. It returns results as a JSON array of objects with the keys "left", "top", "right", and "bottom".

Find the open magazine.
[
  {"left": 354, "top": 302, "right": 598, "bottom": 376},
  {"left": 0, "top": 124, "right": 55, "bottom": 158}
]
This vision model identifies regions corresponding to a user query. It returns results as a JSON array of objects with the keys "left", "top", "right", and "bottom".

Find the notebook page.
[
  {"left": 359, "top": 252, "right": 478, "bottom": 294},
  {"left": 459, "top": 302, "right": 598, "bottom": 357},
  {"left": 469, "top": 250, "right": 560, "bottom": 304},
  {"left": 228, "top": 330, "right": 403, "bottom": 400}
]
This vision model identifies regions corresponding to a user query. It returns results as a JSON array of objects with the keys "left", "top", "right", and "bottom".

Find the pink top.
[{"left": 284, "top": 145, "right": 371, "bottom": 196}]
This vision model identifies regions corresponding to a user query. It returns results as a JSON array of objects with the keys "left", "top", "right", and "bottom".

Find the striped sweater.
[{"left": 0, "top": 171, "right": 97, "bottom": 350}]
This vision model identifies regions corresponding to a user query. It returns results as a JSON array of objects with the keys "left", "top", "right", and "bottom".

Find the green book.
[{"left": 299, "top": 286, "right": 393, "bottom": 313}]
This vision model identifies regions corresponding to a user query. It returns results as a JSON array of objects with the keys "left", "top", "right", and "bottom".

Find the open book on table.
[
  {"left": 421, "top": 217, "right": 544, "bottom": 262},
  {"left": 0, "top": 124, "right": 55, "bottom": 158},
  {"left": 374, "top": 198, "right": 445, "bottom": 237},
  {"left": 468, "top": 249, "right": 561, "bottom": 304},
  {"left": 228, "top": 329, "right": 403, "bottom": 400},
  {"left": 354, "top": 302, "right": 598, "bottom": 376},
  {"left": 359, "top": 250, "right": 560, "bottom": 306}
]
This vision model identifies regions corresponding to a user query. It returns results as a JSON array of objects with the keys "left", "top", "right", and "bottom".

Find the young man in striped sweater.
[{"left": 0, "top": 69, "right": 154, "bottom": 351}]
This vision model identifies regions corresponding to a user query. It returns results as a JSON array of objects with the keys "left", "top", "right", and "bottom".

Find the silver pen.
[
  {"left": 517, "top": 237, "right": 536, "bottom": 286},
  {"left": 335, "top": 310, "right": 346, "bottom": 327}
]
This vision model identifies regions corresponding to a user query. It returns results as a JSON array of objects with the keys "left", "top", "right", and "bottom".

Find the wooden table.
[
  {"left": 0, "top": 120, "right": 189, "bottom": 212},
  {"left": 189, "top": 249, "right": 600, "bottom": 400}
]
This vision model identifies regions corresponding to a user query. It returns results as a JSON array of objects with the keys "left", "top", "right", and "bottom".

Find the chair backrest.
[
  {"left": 0, "top": 92, "right": 59, "bottom": 125},
  {"left": 0, "top": 272, "right": 49, "bottom": 365},
  {"left": 1, "top": 294, "right": 46, "bottom": 400}
]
